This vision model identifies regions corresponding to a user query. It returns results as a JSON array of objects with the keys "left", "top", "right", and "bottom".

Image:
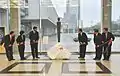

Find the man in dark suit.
[
  {"left": 16, "top": 31, "right": 26, "bottom": 60},
  {"left": 78, "top": 29, "right": 88, "bottom": 59},
  {"left": 93, "top": 29, "right": 102, "bottom": 60},
  {"left": 57, "top": 17, "right": 61, "bottom": 42},
  {"left": 0, "top": 31, "right": 15, "bottom": 61},
  {"left": 102, "top": 28, "right": 115, "bottom": 61},
  {"left": 29, "top": 26, "right": 39, "bottom": 59}
]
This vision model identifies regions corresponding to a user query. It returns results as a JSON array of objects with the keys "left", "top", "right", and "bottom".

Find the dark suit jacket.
[
  {"left": 1, "top": 34, "right": 15, "bottom": 47},
  {"left": 78, "top": 32, "right": 88, "bottom": 45},
  {"left": 29, "top": 31, "right": 39, "bottom": 44},
  {"left": 94, "top": 33, "right": 102, "bottom": 45},
  {"left": 16, "top": 35, "right": 25, "bottom": 45},
  {"left": 102, "top": 32, "right": 115, "bottom": 44}
]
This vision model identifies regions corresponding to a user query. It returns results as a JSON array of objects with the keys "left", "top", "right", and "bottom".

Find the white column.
[{"left": 101, "top": 0, "right": 112, "bottom": 32}]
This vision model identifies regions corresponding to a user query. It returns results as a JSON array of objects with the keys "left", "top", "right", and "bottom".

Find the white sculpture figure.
[{"left": 47, "top": 43, "right": 71, "bottom": 60}]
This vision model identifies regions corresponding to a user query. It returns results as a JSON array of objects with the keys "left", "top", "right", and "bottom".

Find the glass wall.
[
  {"left": 20, "top": 0, "right": 58, "bottom": 52},
  {"left": 18, "top": 0, "right": 120, "bottom": 53},
  {"left": 111, "top": 0, "right": 120, "bottom": 52},
  {"left": 80, "top": 0, "right": 101, "bottom": 52}
]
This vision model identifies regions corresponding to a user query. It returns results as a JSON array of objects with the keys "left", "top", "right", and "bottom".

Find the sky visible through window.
[{"left": 52, "top": 0, "right": 120, "bottom": 27}]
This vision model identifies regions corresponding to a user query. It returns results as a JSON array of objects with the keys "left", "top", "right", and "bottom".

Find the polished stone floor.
[{"left": 0, "top": 53, "right": 120, "bottom": 76}]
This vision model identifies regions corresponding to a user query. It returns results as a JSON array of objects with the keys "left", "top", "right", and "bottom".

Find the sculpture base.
[{"left": 47, "top": 43, "right": 71, "bottom": 60}]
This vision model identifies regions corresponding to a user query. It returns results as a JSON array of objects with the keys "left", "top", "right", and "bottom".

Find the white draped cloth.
[{"left": 47, "top": 43, "right": 71, "bottom": 59}]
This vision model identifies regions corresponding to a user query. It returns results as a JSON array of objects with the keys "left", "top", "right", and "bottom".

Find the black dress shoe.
[
  {"left": 93, "top": 58, "right": 100, "bottom": 60},
  {"left": 93, "top": 58, "right": 97, "bottom": 60},
  {"left": 103, "top": 59, "right": 109, "bottom": 61},
  {"left": 8, "top": 59, "right": 12, "bottom": 61},
  {"left": 36, "top": 57, "right": 40, "bottom": 58},
  {"left": 106, "top": 59, "right": 109, "bottom": 61},
  {"left": 78, "top": 57, "right": 82, "bottom": 58},
  {"left": 103, "top": 59, "right": 106, "bottom": 60},
  {"left": 21, "top": 58, "right": 26, "bottom": 60},
  {"left": 23, "top": 58, "right": 26, "bottom": 60},
  {"left": 63, "top": 58, "right": 69, "bottom": 60},
  {"left": 49, "top": 58, "right": 52, "bottom": 60},
  {"left": 11, "top": 59, "right": 15, "bottom": 60},
  {"left": 96, "top": 59, "right": 100, "bottom": 60}
]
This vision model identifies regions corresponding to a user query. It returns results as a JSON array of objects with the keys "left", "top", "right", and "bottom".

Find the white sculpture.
[{"left": 47, "top": 43, "right": 71, "bottom": 60}]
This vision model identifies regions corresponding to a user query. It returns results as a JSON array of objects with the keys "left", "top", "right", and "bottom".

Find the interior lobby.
[{"left": 0, "top": 0, "right": 120, "bottom": 76}]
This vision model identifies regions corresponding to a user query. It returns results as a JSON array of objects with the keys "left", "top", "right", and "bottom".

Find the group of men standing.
[
  {"left": 0, "top": 26, "right": 39, "bottom": 61},
  {"left": 78, "top": 28, "right": 115, "bottom": 61},
  {"left": 0, "top": 25, "right": 115, "bottom": 61},
  {"left": 0, "top": 17, "right": 62, "bottom": 61}
]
